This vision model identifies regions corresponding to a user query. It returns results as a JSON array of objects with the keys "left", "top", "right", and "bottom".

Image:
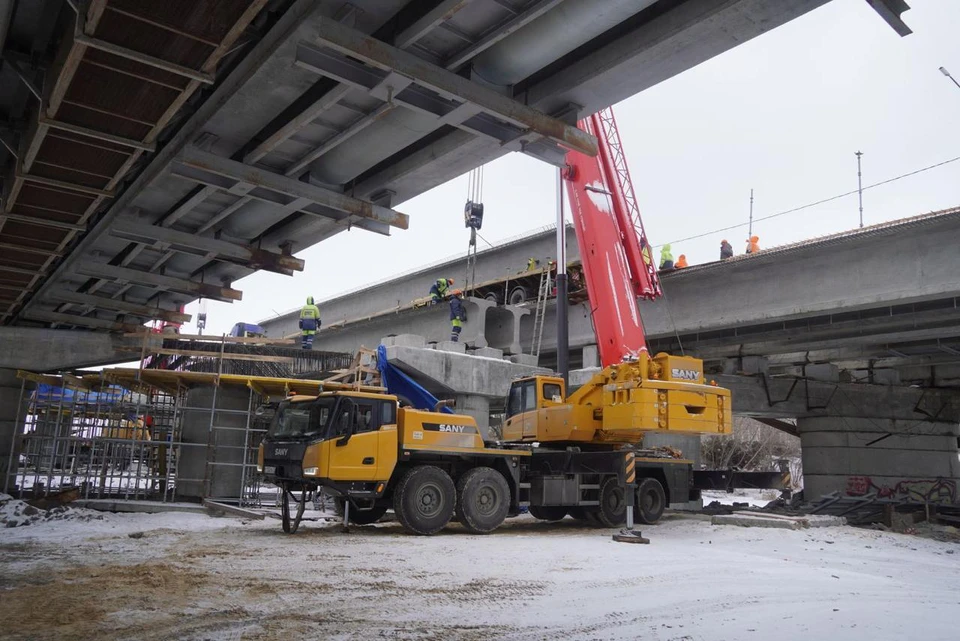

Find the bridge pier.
[
  {"left": 798, "top": 416, "right": 960, "bottom": 502},
  {"left": 0, "top": 369, "right": 32, "bottom": 493}
]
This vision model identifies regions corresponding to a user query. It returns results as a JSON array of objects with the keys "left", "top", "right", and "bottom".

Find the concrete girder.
[
  {"left": 108, "top": 220, "right": 305, "bottom": 275},
  {"left": 395, "top": 0, "right": 475, "bottom": 49},
  {"left": 76, "top": 262, "right": 242, "bottom": 303},
  {"left": 484, "top": 304, "right": 529, "bottom": 355},
  {"left": 717, "top": 374, "right": 960, "bottom": 423},
  {"left": 309, "top": 16, "right": 598, "bottom": 157},
  {"left": 293, "top": 43, "right": 569, "bottom": 167},
  {"left": 47, "top": 289, "right": 191, "bottom": 323},
  {"left": 174, "top": 146, "right": 409, "bottom": 232}
]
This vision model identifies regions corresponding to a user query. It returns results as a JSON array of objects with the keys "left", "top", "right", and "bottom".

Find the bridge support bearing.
[{"left": 798, "top": 416, "right": 960, "bottom": 502}]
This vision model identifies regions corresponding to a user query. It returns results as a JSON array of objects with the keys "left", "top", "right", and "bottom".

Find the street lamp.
[{"left": 940, "top": 66, "right": 960, "bottom": 90}]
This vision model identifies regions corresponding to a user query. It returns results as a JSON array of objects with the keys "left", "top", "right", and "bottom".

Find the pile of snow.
[{"left": 0, "top": 493, "right": 103, "bottom": 528}]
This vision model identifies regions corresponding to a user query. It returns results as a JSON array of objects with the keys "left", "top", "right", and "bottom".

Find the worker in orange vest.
[
  {"left": 746, "top": 236, "right": 760, "bottom": 254},
  {"left": 675, "top": 254, "right": 689, "bottom": 269}
]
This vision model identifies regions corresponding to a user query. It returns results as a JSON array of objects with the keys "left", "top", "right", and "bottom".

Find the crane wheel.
[
  {"left": 393, "top": 466, "right": 456, "bottom": 535},
  {"left": 528, "top": 505, "right": 567, "bottom": 521},
  {"left": 597, "top": 477, "right": 627, "bottom": 527},
  {"left": 635, "top": 477, "right": 666, "bottom": 525},
  {"left": 455, "top": 467, "right": 510, "bottom": 534},
  {"left": 508, "top": 286, "right": 528, "bottom": 305}
]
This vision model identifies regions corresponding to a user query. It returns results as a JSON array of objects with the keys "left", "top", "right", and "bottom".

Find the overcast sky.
[{"left": 186, "top": 0, "right": 960, "bottom": 336}]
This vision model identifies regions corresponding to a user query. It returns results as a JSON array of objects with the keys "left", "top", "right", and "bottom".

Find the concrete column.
[
  {"left": 455, "top": 395, "right": 491, "bottom": 441},
  {"left": 461, "top": 296, "right": 494, "bottom": 348},
  {"left": 798, "top": 416, "right": 960, "bottom": 501},
  {"left": 0, "top": 369, "right": 32, "bottom": 494},
  {"left": 176, "top": 384, "right": 252, "bottom": 501},
  {"left": 582, "top": 345, "right": 599, "bottom": 369}
]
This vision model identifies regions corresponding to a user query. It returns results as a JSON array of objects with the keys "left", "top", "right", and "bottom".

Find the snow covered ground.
[{"left": 1, "top": 506, "right": 958, "bottom": 641}]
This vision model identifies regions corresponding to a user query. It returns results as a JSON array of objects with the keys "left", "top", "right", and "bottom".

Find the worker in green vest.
[
  {"left": 298, "top": 296, "right": 321, "bottom": 350},
  {"left": 430, "top": 278, "right": 454, "bottom": 305},
  {"left": 659, "top": 244, "right": 674, "bottom": 270}
]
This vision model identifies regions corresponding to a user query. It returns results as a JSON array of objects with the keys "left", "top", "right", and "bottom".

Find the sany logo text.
[{"left": 671, "top": 368, "right": 700, "bottom": 381}]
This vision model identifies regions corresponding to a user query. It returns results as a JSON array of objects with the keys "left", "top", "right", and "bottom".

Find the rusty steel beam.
[
  {"left": 76, "top": 261, "right": 243, "bottom": 302},
  {"left": 0, "top": 264, "right": 42, "bottom": 276},
  {"left": 311, "top": 16, "right": 597, "bottom": 157},
  {"left": 0, "top": 212, "right": 86, "bottom": 232},
  {"left": 109, "top": 220, "right": 305, "bottom": 274},
  {"left": 176, "top": 146, "right": 409, "bottom": 230},
  {"left": 39, "top": 115, "right": 156, "bottom": 152},
  {"left": 47, "top": 289, "right": 192, "bottom": 323},
  {"left": 17, "top": 172, "right": 115, "bottom": 197},
  {"left": 24, "top": 308, "right": 144, "bottom": 333},
  {"left": 73, "top": 33, "right": 215, "bottom": 84},
  {"left": 0, "top": 242, "right": 61, "bottom": 257}
]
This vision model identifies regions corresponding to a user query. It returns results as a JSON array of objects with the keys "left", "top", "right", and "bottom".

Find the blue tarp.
[
  {"left": 377, "top": 345, "right": 452, "bottom": 414},
  {"left": 33, "top": 384, "right": 127, "bottom": 406}
]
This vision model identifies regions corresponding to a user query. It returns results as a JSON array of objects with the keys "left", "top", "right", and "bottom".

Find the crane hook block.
[{"left": 464, "top": 200, "right": 484, "bottom": 230}]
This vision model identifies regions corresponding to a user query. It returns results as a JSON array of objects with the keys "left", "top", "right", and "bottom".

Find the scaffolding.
[{"left": 4, "top": 343, "right": 383, "bottom": 507}]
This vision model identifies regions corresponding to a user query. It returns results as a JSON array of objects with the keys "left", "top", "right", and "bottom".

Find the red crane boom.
[{"left": 562, "top": 107, "right": 662, "bottom": 367}]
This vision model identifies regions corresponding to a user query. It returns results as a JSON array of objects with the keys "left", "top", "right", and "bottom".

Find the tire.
[
  {"left": 597, "top": 477, "right": 627, "bottom": 527},
  {"left": 528, "top": 505, "right": 567, "bottom": 521},
  {"left": 583, "top": 509, "right": 604, "bottom": 527},
  {"left": 484, "top": 291, "right": 501, "bottom": 304},
  {"left": 455, "top": 467, "right": 510, "bottom": 534},
  {"left": 635, "top": 477, "right": 666, "bottom": 525},
  {"left": 508, "top": 286, "right": 528, "bottom": 305},
  {"left": 393, "top": 466, "right": 456, "bottom": 535}
]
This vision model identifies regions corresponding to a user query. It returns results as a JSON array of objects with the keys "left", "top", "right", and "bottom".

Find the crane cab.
[{"left": 501, "top": 375, "right": 600, "bottom": 443}]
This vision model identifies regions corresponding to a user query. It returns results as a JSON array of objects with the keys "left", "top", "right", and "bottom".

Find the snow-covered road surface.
[{"left": 1, "top": 509, "right": 958, "bottom": 641}]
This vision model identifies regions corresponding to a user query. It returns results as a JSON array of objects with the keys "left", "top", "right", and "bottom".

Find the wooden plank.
[
  {"left": 126, "top": 332, "right": 295, "bottom": 345},
  {"left": 150, "top": 348, "right": 296, "bottom": 364}
]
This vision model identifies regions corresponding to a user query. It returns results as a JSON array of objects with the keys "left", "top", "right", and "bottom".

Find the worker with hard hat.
[
  {"left": 720, "top": 239, "right": 733, "bottom": 260},
  {"left": 659, "top": 244, "right": 674, "bottom": 270},
  {"left": 746, "top": 236, "right": 760, "bottom": 254},
  {"left": 675, "top": 254, "right": 689, "bottom": 269},
  {"left": 298, "top": 296, "right": 321, "bottom": 350},
  {"left": 526, "top": 257, "right": 540, "bottom": 271},
  {"left": 449, "top": 289, "right": 467, "bottom": 342},
  {"left": 430, "top": 278, "right": 454, "bottom": 305}
]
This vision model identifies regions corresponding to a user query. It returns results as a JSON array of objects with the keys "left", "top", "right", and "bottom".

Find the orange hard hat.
[
  {"left": 721, "top": 239, "right": 728, "bottom": 244},
  {"left": 448, "top": 278, "right": 455, "bottom": 284},
  {"left": 452, "top": 289, "right": 463, "bottom": 297}
]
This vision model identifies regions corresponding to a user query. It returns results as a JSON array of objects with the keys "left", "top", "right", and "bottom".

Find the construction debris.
[
  {"left": 1, "top": 493, "right": 103, "bottom": 528},
  {"left": 711, "top": 511, "right": 845, "bottom": 529}
]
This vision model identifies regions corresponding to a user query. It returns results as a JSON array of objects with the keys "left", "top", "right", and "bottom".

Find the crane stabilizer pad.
[{"left": 612, "top": 529, "right": 650, "bottom": 544}]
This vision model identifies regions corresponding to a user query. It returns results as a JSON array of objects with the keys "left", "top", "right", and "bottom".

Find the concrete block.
[
  {"left": 380, "top": 334, "right": 426, "bottom": 348},
  {"left": 802, "top": 515, "right": 846, "bottom": 528},
  {"left": 569, "top": 367, "right": 601, "bottom": 388},
  {"left": 510, "top": 354, "right": 539, "bottom": 366},
  {"left": 711, "top": 514, "right": 802, "bottom": 530},
  {"left": 582, "top": 344, "right": 600, "bottom": 369},
  {"left": 471, "top": 347, "right": 504, "bottom": 360},
  {"left": 434, "top": 341, "right": 466, "bottom": 354},
  {"left": 804, "top": 363, "right": 839, "bottom": 383}
]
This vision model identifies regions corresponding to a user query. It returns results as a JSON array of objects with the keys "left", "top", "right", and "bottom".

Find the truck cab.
[{"left": 258, "top": 391, "right": 399, "bottom": 499}]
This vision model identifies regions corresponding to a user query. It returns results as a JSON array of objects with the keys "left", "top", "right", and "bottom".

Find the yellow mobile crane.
[{"left": 258, "top": 108, "right": 731, "bottom": 534}]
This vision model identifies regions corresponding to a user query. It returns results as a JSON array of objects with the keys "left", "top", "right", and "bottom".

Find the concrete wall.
[
  {"left": 0, "top": 369, "right": 31, "bottom": 492},
  {"left": 0, "top": 328, "right": 159, "bottom": 371},
  {"left": 799, "top": 417, "right": 960, "bottom": 501}
]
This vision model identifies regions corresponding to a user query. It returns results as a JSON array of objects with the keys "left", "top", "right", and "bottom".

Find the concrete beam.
[
  {"left": 109, "top": 220, "right": 305, "bottom": 275},
  {"left": 0, "top": 327, "right": 158, "bottom": 370},
  {"left": 46, "top": 289, "right": 191, "bottom": 324},
  {"left": 175, "top": 146, "right": 409, "bottom": 231},
  {"left": 76, "top": 262, "right": 242, "bottom": 303},
  {"left": 310, "top": 16, "right": 597, "bottom": 157},
  {"left": 385, "top": 344, "right": 549, "bottom": 399},
  {"left": 22, "top": 309, "right": 145, "bottom": 333}
]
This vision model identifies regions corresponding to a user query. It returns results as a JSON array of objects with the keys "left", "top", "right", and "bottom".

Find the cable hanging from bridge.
[{"left": 657, "top": 154, "right": 960, "bottom": 248}]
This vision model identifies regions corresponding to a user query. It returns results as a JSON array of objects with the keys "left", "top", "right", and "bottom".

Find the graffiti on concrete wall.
[{"left": 845, "top": 476, "right": 957, "bottom": 503}]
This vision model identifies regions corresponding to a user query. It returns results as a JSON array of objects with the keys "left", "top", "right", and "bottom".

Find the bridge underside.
[{"left": 0, "top": 0, "right": 848, "bottom": 335}]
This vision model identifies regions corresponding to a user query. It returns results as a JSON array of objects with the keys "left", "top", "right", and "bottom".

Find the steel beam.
[
  {"left": 73, "top": 33, "right": 215, "bottom": 84},
  {"left": 109, "top": 220, "right": 305, "bottom": 274},
  {"left": 24, "top": 308, "right": 143, "bottom": 332},
  {"left": 47, "top": 289, "right": 192, "bottom": 323},
  {"left": 0, "top": 212, "right": 86, "bottom": 231},
  {"left": 76, "top": 262, "right": 242, "bottom": 302},
  {"left": 176, "top": 146, "right": 409, "bottom": 230},
  {"left": 395, "top": 0, "right": 474, "bottom": 49},
  {"left": 443, "top": 0, "right": 564, "bottom": 70},
  {"left": 310, "top": 16, "right": 597, "bottom": 157},
  {"left": 17, "top": 172, "right": 114, "bottom": 197},
  {"left": 39, "top": 116, "right": 155, "bottom": 152}
]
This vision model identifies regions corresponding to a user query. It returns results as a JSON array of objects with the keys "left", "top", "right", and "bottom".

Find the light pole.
[
  {"left": 855, "top": 151, "right": 864, "bottom": 228},
  {"left": 941, "top": 66, "right": 960, "bottom": 90}
]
